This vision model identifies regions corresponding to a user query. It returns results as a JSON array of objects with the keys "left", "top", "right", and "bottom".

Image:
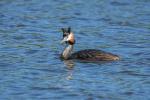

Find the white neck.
[{"left": 62, "top": 44, "right": 73, "bottom": 60}]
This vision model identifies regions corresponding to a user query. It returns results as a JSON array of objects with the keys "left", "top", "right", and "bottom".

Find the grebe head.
[{"left": 61, "top": 27, "right": 75, "bottom": 45}]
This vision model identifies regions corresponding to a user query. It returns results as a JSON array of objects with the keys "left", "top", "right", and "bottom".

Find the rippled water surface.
[{"left": 0, "top": 0, "right": 150, "bottom": 100}]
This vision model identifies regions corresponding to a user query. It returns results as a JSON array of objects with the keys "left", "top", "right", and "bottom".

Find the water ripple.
[{"left": 0, "top": 0, "right": 150, "bottom": 100}]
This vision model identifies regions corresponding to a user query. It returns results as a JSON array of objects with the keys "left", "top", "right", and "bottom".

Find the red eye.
[
  {"left": 63, "top": 34, "right": 67, "bottom": 37},
  {"left": 63, "top": 32, "right": 69, "bottom": 37}
]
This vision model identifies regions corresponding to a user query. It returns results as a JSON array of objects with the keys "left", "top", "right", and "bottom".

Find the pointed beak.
[{"left": 60, "top": 36, "right": 68, "bottom": 44}]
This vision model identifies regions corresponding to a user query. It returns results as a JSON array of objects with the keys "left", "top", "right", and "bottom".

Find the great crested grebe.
[{"left": 60, "top": 27, "right": 120, "bottom": 61}]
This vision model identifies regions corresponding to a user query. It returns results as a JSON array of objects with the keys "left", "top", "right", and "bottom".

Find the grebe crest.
[
  {"left": 60, "top": 27, "right": 120, "bottom": 61},
  {"left": 61, "top": 27, "right": 75, "bottom": 45}
]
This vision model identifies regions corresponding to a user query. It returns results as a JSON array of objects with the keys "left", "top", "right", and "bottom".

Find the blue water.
[{"left": 0, "top": 0, "right": 150, "bottom": 100}]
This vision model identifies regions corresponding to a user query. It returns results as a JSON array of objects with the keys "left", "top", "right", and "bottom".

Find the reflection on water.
[
  {"left": 0, "top": 0, "right": 150, "bottom": 100},
  {"left": 63, "top": 60, "right": 74, "bottom": 80},
  {"left": 63, "top": 60, "right": 75, "bottom": 69}
]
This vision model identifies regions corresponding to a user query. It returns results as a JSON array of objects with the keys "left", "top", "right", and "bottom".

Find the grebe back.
[{"left": 60, "top": 27, "right": 120, "bottom": 61}]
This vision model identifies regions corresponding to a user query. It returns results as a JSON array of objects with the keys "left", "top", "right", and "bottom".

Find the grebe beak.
[{"left": 60, "top": 36, "right": 68, "bottom": 44}]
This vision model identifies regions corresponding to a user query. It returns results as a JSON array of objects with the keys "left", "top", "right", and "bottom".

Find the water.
[{"left": 0, "top": 0, "right": 150, "bottom": 100}]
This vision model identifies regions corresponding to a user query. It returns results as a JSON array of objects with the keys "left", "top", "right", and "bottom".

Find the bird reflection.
[
  {"left": 63, "top": 60, "right": 75, "bottom": 69},
  {"left": 63, "top": 60, "right": 75, "bottom": 80}
]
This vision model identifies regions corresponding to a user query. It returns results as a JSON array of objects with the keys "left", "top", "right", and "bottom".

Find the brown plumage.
[{"left": 70, "top": 49, "right": 119, "bottom": 61}]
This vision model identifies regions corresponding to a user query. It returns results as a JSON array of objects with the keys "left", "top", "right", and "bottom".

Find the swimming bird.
[{"left": 60, "top": 27, "right": 120, "bottom": 61}]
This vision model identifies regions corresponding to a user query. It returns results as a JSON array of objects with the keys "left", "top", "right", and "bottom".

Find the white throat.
[{"left": 62, "top": 44, "right": 73, "bottom": 60}]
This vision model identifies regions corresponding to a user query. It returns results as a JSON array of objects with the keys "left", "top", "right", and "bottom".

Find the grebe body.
[
  {"left": 70, "top": 49, "right": 119, "bottom": 61},
  {"left": 60, "top": 27, "right": 120, "bottom": 61}
]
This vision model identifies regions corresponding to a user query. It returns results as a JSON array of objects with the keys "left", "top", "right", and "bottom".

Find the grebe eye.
[
  {"left": 63, "top": 34, "right": 67, "bottom": 37},
  {"left": 63, "top": 32, "right": 69, "bottom": 37}
]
